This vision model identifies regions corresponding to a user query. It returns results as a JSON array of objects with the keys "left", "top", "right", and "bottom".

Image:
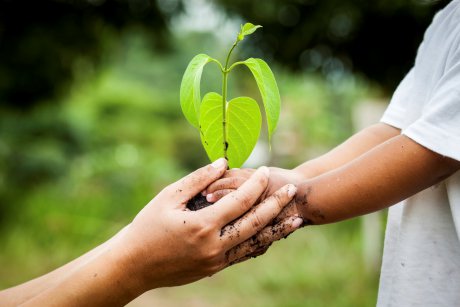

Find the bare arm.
[
  {"left": 206, "top": 123, "right": 401, "bottom": 201},
  {"left": 0, "top": 230, "right": 126, "bottom": 306},
  {"left": 294, "top": 123, "right": 401, "bottom": 179},
  {"left": 294, "top": 134, "right": 460, "bottom": 224},
  {"left": 206, "top": 123, "right": 459, "bottom": 225}
]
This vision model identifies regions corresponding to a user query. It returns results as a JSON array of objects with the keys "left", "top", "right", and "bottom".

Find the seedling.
[{"left": 180, "top": 23, "right": 281, "bottom": 168}]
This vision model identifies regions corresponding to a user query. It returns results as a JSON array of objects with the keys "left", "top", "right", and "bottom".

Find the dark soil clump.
[{"left": 187, "top": 194, "right": 213, "bottom": 211}]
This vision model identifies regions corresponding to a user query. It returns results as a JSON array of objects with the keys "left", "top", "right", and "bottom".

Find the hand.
[
  {"left": 115, "top": 159, "right": 303, "bottom": 293},
  {"left": 6, "top": 159, "right": 303, "bottom": 307},
  {"left": 204, "top": 167, "right": 306, "bottom": 203}
]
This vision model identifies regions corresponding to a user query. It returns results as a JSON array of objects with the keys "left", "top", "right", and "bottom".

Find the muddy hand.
[
  {"left": 203, "top": 168, "right": 255, "bottom": 202},
  {"left": 224, "top": 186, "right": 305, "bottom": 266},
  {"left": 205, "top": 167, "right": 305, "bottom": 204},
  {"left": 120, "top": 159, "right": 306, "bottom": 290}
]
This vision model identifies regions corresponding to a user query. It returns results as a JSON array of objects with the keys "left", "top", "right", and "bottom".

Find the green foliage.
[
  {"left": 200, "top": 93, "right": 262, "bottom": 168},
  {"left": 238, "top": 23, "right": 263, "bottom": 41},
  {"left": 1, "top": 0, "right": 447, "bottom": 110},
  {"left": 180, "top": 23, "right": 280, "bottom": 168},
  {"left": 180, "top": 54, "right": 214, "bottom": 128},
  {"left": 0, "top": 0, "right": 182, "bottom": 108},
  {"left": 226, "top": 96, "right": 262, "bottom": 168},
  {"left": 242, "top": 58, "right": 280, "bottom": 143},
  {"left": 199, "top": 92, "right": 225, "bottom": 161}
]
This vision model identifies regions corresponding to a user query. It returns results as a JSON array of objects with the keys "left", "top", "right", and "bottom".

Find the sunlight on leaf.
[
  {"left": 180, "top": 54, "right": 214, "bottom": 128},
  {"left": 226, "top": 96, "right": 261, "bottom": 168},
  {"left": 199, "top": 92, "right": 224, "bottom": 163},
  {"left": 199, "top": 93, "right": 261, "bottom": 168},
  {"left": 237, "top": 23, "right": 262, "bottom": 42},
  {"left": 242, "top": 58, "right": 280, "bottom": 144}
]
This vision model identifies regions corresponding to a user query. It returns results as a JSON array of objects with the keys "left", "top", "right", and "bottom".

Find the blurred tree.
[
  {"left": 0, "top": 0, "right": 450, "bottom": 107},
  {"left": 0, "top": 0, "right": 187, "bottom": 223},
  {"left": 0, "top": 0, "right": 183, "bottom": 108},
  {"left": 215, "top": 0, "right": 449, "bottom": 93}
]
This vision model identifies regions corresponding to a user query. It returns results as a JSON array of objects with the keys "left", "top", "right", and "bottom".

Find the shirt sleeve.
[
  {"left": 380, "top": 68, "right": 415, "bottom": 130},
  {"left": 403, "top": 61, "right": 460, "bottom": 162}
]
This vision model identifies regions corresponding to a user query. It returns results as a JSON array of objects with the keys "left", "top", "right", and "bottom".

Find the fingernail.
[
  {"left": 206, "top": 193, "right": 214, "bottom": 202},
  {"left": 292, "top": 217, "right": 304, "bottom": 228},
  {"left": 201, "top": 190, "right": 207, "bottom": 196},
  {"left": 287, "top": 185, "right": 297, "bottom": 198},
  {"left": 211, "top": 158, "right": 226, "bottom": 169}
]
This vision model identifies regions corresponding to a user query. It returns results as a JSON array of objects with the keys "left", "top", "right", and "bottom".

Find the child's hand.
[
  {"left": 203, "top": 168, "right": 254, "bottom": 202},
  {"left": 204, "top": 167, "right": 306, "bottom": 203},
  {"left": 204, "top": 167, "right": 309, "bottom": 231}
]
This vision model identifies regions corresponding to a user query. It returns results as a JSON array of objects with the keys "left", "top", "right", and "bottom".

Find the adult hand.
[
  {"left": 115, "top": 158, "right": 303, "bottom": 293},
  {"left": 16, "top": 158, "right": 302, "bottom": 307}
]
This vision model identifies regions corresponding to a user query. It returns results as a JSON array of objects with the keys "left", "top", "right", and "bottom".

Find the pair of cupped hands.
[{"left": 116, "top": 158, "right": 305, "bottom": 294}]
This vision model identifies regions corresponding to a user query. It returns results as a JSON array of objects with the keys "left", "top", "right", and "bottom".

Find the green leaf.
[
  {"left": 226, "top": 96, "right": 262, "bottom": 168},
  {"left": 180, "top": 54, "right": 214, "bottom": 128},
  {"left": 242, "top": 58, "right": 281, "bottom": 143},
  {"left": 199, "top": 93, "right": 262, "bottom": 168},
  {"left": 199, "top": 92, "right": 224, "bottom": 163},
  {"left": 237, "top": 23, "right": 262, "bottom": 41}
]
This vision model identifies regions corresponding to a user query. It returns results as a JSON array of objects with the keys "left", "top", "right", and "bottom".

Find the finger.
[
  {"left": 221, "top": 184, "right": 297, "bottom": 249},
  {"left": 222, "top": 168, "right": 255, "bottom": 179},
  {"left": 160, "top": 158, "right": 227, "bottom": 205},
  {"left": 203, "top": 169, "right": 254, "bottom": 196},
  {"left": 226, "top": 246, "right": 269, "bottom": 267},
  {"left": 225, "top": 215, "right": 304, "bottom": 266},
  {"left": 203, "top": 166, "right": 269, "bottom": 227},
  {"left": 272, "top": 202, "right": 300, "bottom": 224},
  {"left": 206, "top": 177, "right": 248, "bottom": 195},
  {"left": 206, "top": 189, "right": 236, "bottom": 203}
]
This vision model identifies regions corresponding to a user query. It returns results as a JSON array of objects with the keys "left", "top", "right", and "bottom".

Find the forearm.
[
  {"left": 19, "top": 232, "right": 140, "bottom": 307},
  {"left": 0, "top": 226, "right": 128, "bottom": 306},
  {"left": 294, "top": 123, "right": 400, "bottom": 179},
  {"left": 294, "top": 135, "right": 460, "bottom": 224},
  {"left": 204, "top": 124, "right": 402, "bottom": 203}
]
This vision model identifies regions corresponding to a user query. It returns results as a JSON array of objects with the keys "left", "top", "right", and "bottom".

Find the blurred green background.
[{"left": 0, "top": 0, "right": 447, "bottom": 306}]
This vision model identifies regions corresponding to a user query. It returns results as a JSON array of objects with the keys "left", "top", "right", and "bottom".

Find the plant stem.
[
  {"left": 222, "top": 40, "right": 239, "bottom": 160},
  {"left": 222, "top": 71, "right": 229, "bottom": 160}
]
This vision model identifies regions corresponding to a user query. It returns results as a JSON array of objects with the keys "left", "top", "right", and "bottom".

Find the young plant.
[{"left": 180, "top": 23, "right": 280, "bottom": 169}]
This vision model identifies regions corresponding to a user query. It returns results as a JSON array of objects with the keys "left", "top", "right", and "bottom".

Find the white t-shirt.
[{"left": 378, "top": 0, "right": 460, "bottom": 306}]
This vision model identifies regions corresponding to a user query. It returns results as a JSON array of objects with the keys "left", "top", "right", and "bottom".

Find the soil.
[{"left": 186, "top": 194, "right": 213, "bottom": 211}]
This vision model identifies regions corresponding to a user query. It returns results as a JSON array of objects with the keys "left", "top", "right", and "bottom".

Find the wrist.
[
  {"left": 82, "top": 237, "right": 145, "bottom": 306},
  {"left": 107, "top": 228, "right": 150, "bottom": 298},
  {"left": 292, "top": 180, "right": 314, "bottom": 224},
  {"left": 91, "top": 243, "right": 145, "bottom": 306},
  {"left": 293, "top": 160, "right": 322, "bottom": 180},
  {"left": 21, "top": 233, "right": 145, "bottom": 307}
]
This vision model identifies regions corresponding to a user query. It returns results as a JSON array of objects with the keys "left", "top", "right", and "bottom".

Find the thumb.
[{"left": 160, "top": 158, "right": 228, "bottom": 206}]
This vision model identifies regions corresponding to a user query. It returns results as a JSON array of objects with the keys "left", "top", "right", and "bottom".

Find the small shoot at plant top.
[{"left": 180, "top": 23, "right": 280, "bottom": 168}]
